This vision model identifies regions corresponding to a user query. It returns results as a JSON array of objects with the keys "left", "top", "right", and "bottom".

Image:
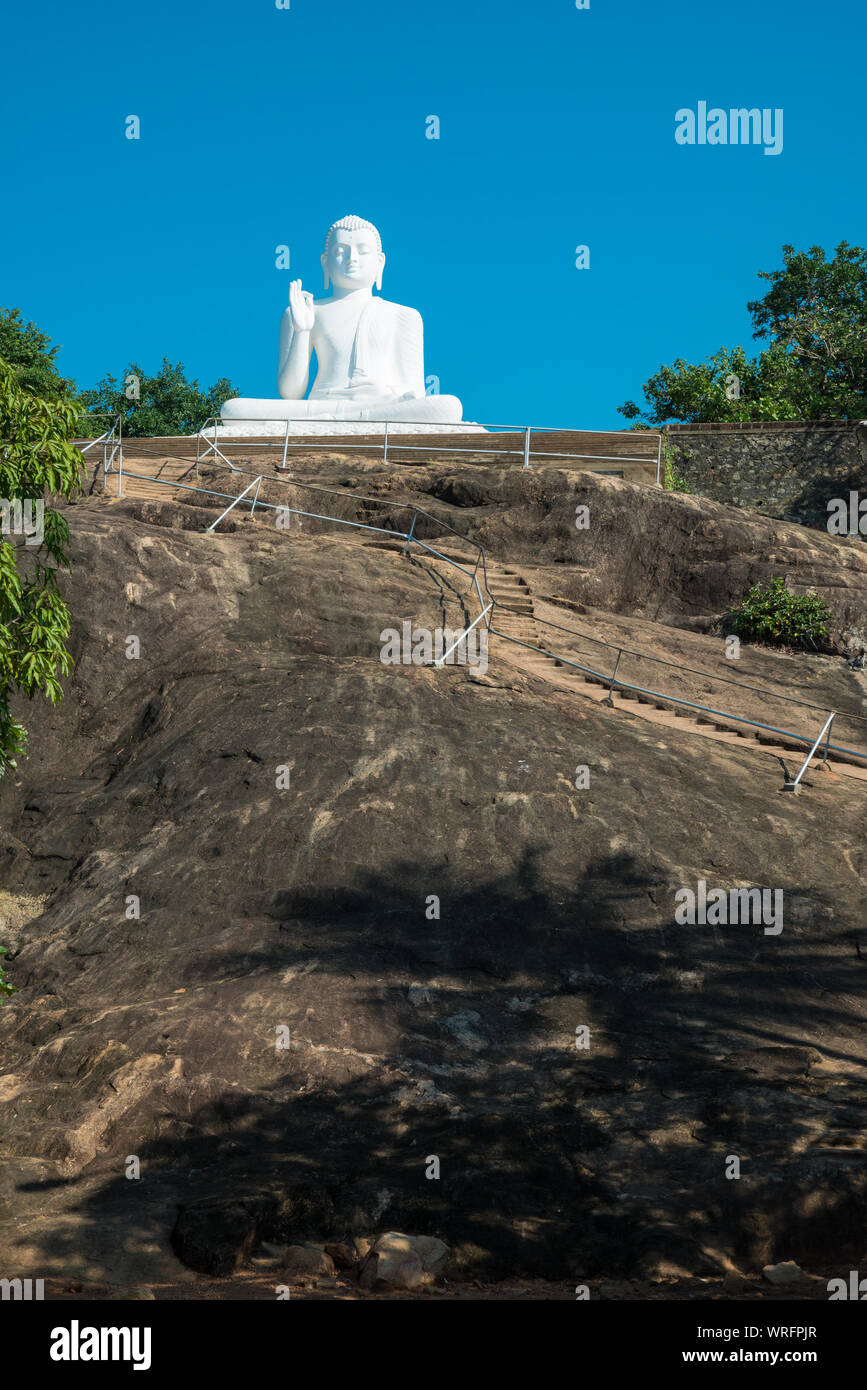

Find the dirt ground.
[{"left": 44, "top": 1270, "right": 845, "bottom": 1301}]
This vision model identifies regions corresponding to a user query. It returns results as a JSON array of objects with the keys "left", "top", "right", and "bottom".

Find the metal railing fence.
[
  {"left": 74, "top": 413, "right": 123, "bottom": 479},
  {"left": 487, "top": 602, "right": 867, "bottom": 771},
  {"left": 114, "top": 464, "right": 495, "bottom": 662},
  {"left": 194, "top": 417, "right": 664, "bottom": 483}
]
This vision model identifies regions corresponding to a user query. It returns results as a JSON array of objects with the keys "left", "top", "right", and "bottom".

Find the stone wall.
[{"left": 665, "top": 420, "right": 867, "bottom": 531}]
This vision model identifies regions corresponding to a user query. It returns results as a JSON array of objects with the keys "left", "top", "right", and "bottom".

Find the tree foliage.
[
  {"left": 662, "top": 445, "right": 690, "bottom": 492},
  {"left": 619, "top": 243, "right": 867, "bottom": 426},
  {"left": 79, "top": 358, "right": 239, "bottom": 437},
  {"left": 0, "top": 307, "right": 76, "bottom": 400},
  {"left": 2, "top": 306, "right": 240, "bottom": 439},
  {"left": 0, "top": 355, "right": 83, "bottom": 777},
  {"left": 748, "top": 242, "right": 867, "bottom": 408}
]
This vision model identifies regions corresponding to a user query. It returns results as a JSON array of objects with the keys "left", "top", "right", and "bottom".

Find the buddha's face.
[{"left": 322, "top": 226, "right": 385, "bottom": 291}]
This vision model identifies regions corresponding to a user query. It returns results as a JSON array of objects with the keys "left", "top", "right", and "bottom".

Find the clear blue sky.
[{"left": 2, "top": 0, "right": 863, "bottom": 428}]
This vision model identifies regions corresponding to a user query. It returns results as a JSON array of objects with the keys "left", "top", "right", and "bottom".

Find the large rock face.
[
  {"left": 181, "top": 455, "right": 867, "bottom": 649},
  {"left": 1, "top": 479, "right": 866, "bottom": 1287},
  {"left": 414, "top": 465, "right": 867, "bottom": 648}
]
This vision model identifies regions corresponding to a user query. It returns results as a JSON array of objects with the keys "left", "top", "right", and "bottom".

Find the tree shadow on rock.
[{"left": 9, "top": 849, "right": 867, "bottom": 1284}]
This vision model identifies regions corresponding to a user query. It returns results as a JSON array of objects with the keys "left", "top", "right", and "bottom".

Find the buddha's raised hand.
[{"left": 288, "top": 279, "right": 315, "bottom": 333}]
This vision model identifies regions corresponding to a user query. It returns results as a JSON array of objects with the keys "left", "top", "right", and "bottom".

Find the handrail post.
[
  {"left": 250, "top": 476, "right": 262, "bottom": 516},
  {"left": 200, "top": 419, "right": 211, "bottom": 468},
  {"left": 821, "top": 712, "right": 834, "bottom": 765},
  {"left": 383, "top": 421, "right": 389, "bottom": 467},
  {"left": 206, "top": 477, "right": 258, "bottom": 532},
  {"left": 523, "top": 426, "right": 531, "bottom": 470},
  {"left": 117, "top": 420, "right": 124, "bottom": 498},
  {"left": 604, "top": 649, "right": 622, "bottom": 705},
  {"left": 404, "top": 510, "right": 417, "bottom": 555},
  {"left": 784, "top": 712, "right": 835, "bottom": 792},
  {"left": 656, "top": 432, "right": 663, "bottom": 487},
  {"left": 281, "top": 421, "right": 290, "bottom": 471},
  {"left": 435, "top": 603, "right": 494, "bottom": 666}
]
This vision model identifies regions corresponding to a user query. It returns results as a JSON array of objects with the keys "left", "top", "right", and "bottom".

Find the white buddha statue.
[{"left": 219, "top": 215, "right": 467, "bottom": 433}]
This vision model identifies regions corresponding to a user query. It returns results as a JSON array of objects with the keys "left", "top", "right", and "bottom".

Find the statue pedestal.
[{"left": 209, "top": 418, "right": 487, "bottom": 438}]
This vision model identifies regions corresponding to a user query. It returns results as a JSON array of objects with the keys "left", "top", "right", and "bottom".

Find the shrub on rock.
[{"left": 730, "top": 576, "right": 831, "bottom": 650}]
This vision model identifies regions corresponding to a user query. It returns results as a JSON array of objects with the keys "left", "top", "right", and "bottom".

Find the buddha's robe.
[{"left": 221, "top": 295, "right": 463, "bottom": 425}]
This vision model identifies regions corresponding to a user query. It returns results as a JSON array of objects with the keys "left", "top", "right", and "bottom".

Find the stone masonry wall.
[{"left": 665, "top": 420, "right": 867, "bottom": 531}]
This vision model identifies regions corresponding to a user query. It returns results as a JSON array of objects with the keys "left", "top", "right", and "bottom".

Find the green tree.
[
  {"left": 0, "top": 307, "right": 77, "bottom": 400},
  {"left": 0, "top": 355, "right": 83, "bottom": 777},
  {"left": 619, "top": 243, "right": 867, "bottom": 426},
  {"left": 79, "top": 358, "right": 240, "bottom": 438},
  {"left": 747, "top": 242, "right": 867, "bottom": 416},
  {"left": 619, "top": 344, "right": 813, "bottom": 427}
]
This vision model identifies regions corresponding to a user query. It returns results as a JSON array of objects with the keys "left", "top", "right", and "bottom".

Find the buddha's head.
[{"left": 322, "top": 215, "right": 385, "bottom": 292}]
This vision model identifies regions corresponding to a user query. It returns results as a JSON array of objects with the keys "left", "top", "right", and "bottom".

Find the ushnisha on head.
[{"left": 321, "top": 215, "right": 385, "bottom": 292}]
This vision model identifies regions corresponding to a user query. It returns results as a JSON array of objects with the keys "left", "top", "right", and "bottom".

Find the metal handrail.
[
  {"left": 193, "top": 462, "right": 492, "bottom": 566},
  {"left": 491, "top": 598, "right": 867, "bottom": 727},
  {"left": 194, "top": 417, "right": 661, "bottom": 474},
  {"left": 171, "top": 459, "right": 499, "bottom": 619},
  {"left": 74, "top": 413, "right": 123, "bottom": 484},
  {"left": 490, "top": 624, "right": 867, "bottom": 770},
  {"left": 117, "top": 461, "right": 495, "bottom": 668},
  {"left": 73, "top": 412, "right": 119, "bottom": 445},
  {"left": 198, "top": 413, "right": 663, "bottom": 438},
  {"left": 77, "top": 431, "right": 109, "bottom": 453}
]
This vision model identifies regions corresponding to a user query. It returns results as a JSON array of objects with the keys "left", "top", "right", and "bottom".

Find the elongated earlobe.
[{"left": 323, "top": 268, "right": 330, "bottom": 290}]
